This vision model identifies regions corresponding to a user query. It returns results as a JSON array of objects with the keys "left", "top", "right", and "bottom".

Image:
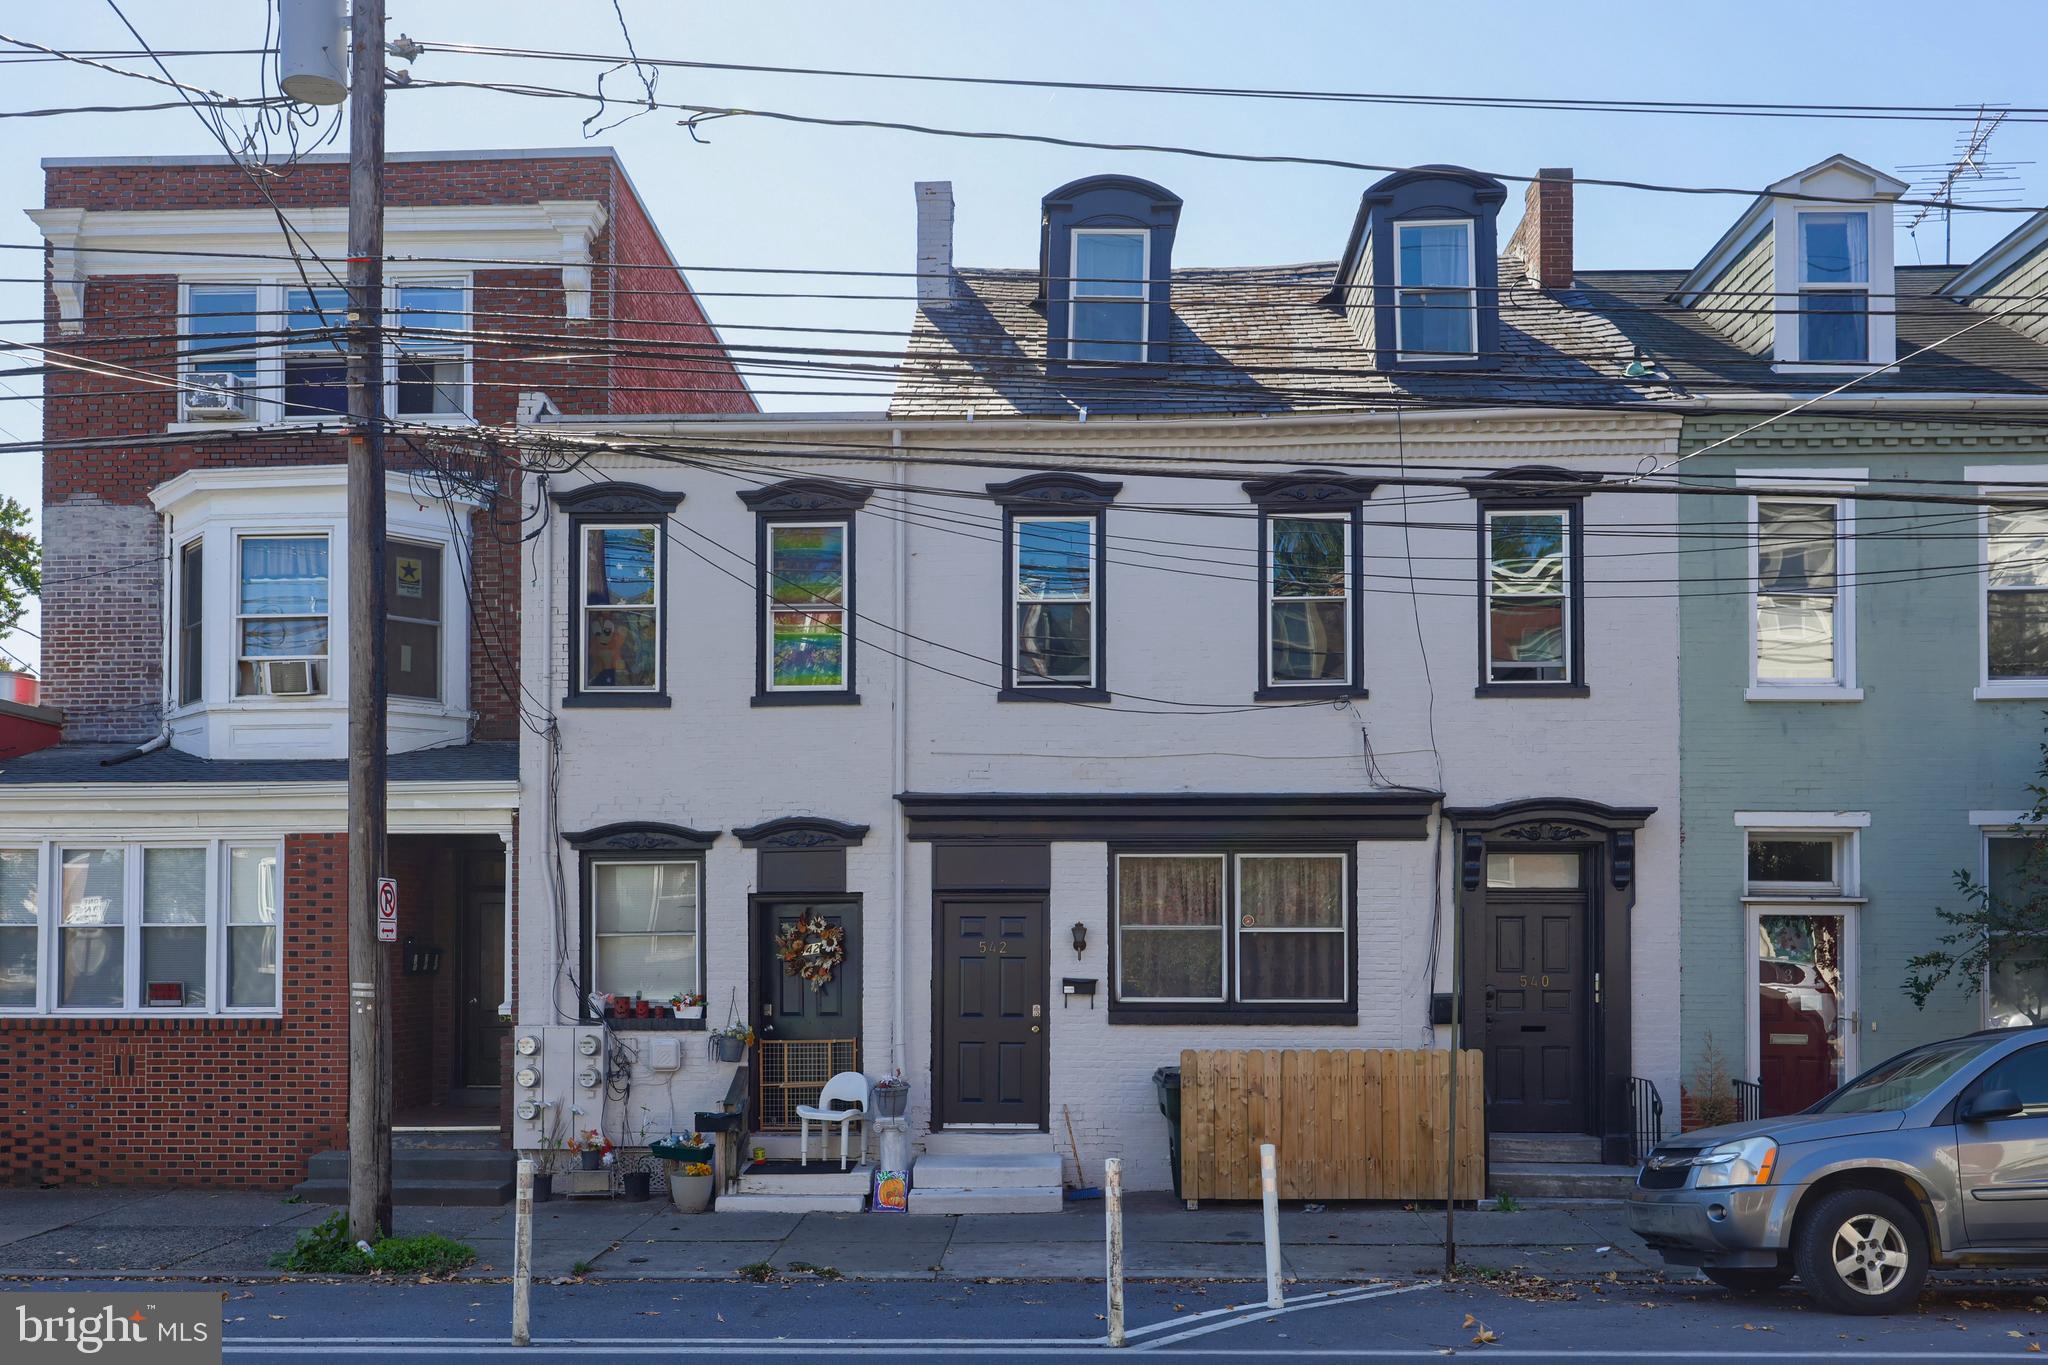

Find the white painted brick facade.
[{"left": 518, "top": 411, "right": 1684, "bottom": 1186}]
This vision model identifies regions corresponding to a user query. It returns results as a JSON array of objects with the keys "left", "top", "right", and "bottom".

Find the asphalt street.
[{"left": 14, "top": 1272, "right": 2048, "bottom": 1362}]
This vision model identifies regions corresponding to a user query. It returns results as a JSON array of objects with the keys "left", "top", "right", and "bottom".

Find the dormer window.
[
  {"left": 1395, "top": 220, "right": 1476, "bottom": 356},
  {"left": 1070, "top": 230, "right": 1149, "bottom": 362},
  {"left": 1038, "top": 175, "right": 1181, "bottom": 368},
  {"left": 1797, "top": 212, "right": 1870, "bottom": 363}
]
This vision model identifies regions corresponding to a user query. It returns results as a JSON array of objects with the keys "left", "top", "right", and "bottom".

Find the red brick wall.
[
  {"left": 0, "top": 833, "right": 348, "bottom": 1188},
  {"left": 604, "top": 175, "right": 756, "bottom": 415}
]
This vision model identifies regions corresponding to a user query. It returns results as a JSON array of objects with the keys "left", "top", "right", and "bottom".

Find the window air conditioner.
[
  {"left": 180, "top": 372, "right": 250, "bottom": 421},
  {"left": 261, "top": 659, "right": 315, "bottom": 696}
]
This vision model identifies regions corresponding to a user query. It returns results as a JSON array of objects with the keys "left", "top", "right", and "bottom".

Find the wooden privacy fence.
[{"left": 1179, "top": 1048, "right": 1484, "bottom": 1202}]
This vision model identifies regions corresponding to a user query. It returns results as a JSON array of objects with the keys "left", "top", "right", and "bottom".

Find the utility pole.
[{"left": 344, "top": 0, "right": 392, "bottom": 1243}]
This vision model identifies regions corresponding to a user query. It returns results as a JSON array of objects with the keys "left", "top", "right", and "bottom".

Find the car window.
[
  {"left": 1972, "top": 1043, "right": 2048, "bottom": 1111},
  {"left": 1814, "top": 1037, "right": 1998, "bottom": 1114}
]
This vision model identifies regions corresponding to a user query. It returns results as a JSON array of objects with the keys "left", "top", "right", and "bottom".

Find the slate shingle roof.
[
  {"left": 0, "top": 741, "right": 517, "bottom": 786},
  {"left": 888, "top": 260, "right": 2048, "bottom": 419}
]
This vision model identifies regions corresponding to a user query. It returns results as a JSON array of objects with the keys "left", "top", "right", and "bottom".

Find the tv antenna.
[{"left": 1900, "top": 105, "right": 2030, "bottom": 266}]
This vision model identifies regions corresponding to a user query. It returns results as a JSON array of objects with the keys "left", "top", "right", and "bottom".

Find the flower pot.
[
  {"left": 621, "top": 1171, "right": 652, "bottom": 1201},
  {"left": 531, "top": 1173, "right": 553, "bottom": 1203},
  {"left": 580, "top": 1150, "right": 605, "bottom": 1171},
  {"left": 711, "top": 1034, "right": 747, "bottom": 1063},
  {"left": 874, "top": 1083, "right": 909, "bottom": 1118},
  {"left": 666, "top": 1167, "right": 714, "bottom": 1214}
]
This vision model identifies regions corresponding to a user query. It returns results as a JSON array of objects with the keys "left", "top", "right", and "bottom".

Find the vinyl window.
[
  {"left": 588, "top": 859, "right": 701, "bottom": 1002},
  {"left": 1069, "top": 229, "right": 1148, "bottom": 363},
  {"left": 764, "top": 521, "right": 850, "bottom": 692},
  {"left": 1485, "top": 507, "right": 1573, "bottom": 684},
  {"left": 1754, "top": 497, "right": 1846, "bottom": 687},
  {"left": 392, "top": 281, "right": 468, "bottom": 416},
  {"left": 1797, "top": 212, "right": 1870, "bottom": 364},
  {"left": 1114, "top": 851, "right": 1350, "bottom": 1010},
  {"left": 177, "top": 539, "right": 203, "bottom": 706},
  {"left": 0, "top": 848, "right": 36, "bottom": 1011},
  {"left": 1987, "top": 505, "right": 2048, "bottom": 682},
  {"left": 1266, "top": 514, "right": 1351, "bottom": 687},
  {"left": 1395, "top": 220, "right": 1476, "bottom": 356},
  {"left": 580, "top": 524, "right": 661, "bottom": 692},
  {"left": 1744, "top": 831, "right": 1848, "bottom": 897},
  {"left": 236, "top": 534, "right": 330, "bottom": 698},
  {"left": 184, "top": 284, "right": 262, "bottom": 402},
  {"left": 282, "top": 287, "right": 349, "bottom": 417},
  {"left": 1012, "top": 515, "right": 1097, "bottom": 687}
]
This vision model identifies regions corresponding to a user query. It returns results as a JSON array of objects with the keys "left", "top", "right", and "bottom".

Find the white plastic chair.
[{"left": 796, "top": 1071, "right": 871, "bottom": 1170}]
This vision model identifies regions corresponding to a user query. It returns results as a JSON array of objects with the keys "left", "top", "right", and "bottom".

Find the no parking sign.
[{"left": 377, "top": 876, "right": 398, "bottom": 942}]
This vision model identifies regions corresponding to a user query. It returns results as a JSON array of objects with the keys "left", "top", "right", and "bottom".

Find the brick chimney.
[
  {"left": 915, "top": 180, "right": 957, "bottom": 307},
  {"left": 1505, "top": 167, "right": 1573, "bottom": 290}
]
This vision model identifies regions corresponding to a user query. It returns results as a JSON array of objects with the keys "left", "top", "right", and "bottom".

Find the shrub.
[
  {"left": 1685, "top": 1032, "right": 1738, "bottom": 1131},
  {"left": 271, "top": 1211, "right": 476, "bottom": 1276}
]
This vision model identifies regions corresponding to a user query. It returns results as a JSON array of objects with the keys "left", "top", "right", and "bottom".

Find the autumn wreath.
[{"left": 773, "top": 910, "right": 845, "bottom": 990}]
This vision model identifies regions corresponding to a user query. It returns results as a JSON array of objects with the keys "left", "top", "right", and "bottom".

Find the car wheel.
[
  {"left": 1702, "top": 1265, "right": 1794, "bottom": 1294},
  {"left": 1793, "top": 1188, "right": 1928, "bottom": 1315}
]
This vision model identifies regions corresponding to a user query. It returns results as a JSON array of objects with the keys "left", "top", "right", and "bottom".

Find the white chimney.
[{"left": 915, "top": 181, "right": 957, "bottom": 308}]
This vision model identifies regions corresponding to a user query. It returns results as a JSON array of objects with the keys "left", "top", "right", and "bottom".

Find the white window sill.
[
  {"left": 0, "top": 1011, "right": 284, "bottom": 1021},
  {"left": 1771, "top": 362, "right": 1889, "bottom": 376},
  {"left": 1975, "top": 685, "right": 2048, "bottom": 701},
  {"left": 1741, "top": 895, "right": 1866, "bottom": 906},
  {"left": 1746, "top": 686, "right": 1863, "bottom": 702}
]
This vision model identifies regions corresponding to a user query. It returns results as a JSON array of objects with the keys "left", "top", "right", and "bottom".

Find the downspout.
[
  {"left": 104, "top": 510, "right": 177, "bottom": 767},
  {"left": 891, "top": 425, "right": 909, "bottom": 1079}
]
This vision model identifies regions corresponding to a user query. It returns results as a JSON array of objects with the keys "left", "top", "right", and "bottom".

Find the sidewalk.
[{"left": 0, "top": 1186, "right": 1660, "bottom": 1282}]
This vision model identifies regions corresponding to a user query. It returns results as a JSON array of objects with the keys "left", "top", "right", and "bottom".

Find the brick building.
[{"left": 0, "top": 148, "right": 751, "bottom": 1189}]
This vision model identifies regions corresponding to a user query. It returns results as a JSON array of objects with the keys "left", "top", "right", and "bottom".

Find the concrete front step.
[
  {"left": 918, "top": 1130, "right": 1056, "bottom": 1156},
  {"left": 1489, "top": 1161, "right": 1638, "bottom": 1200},
  {"left": 713, "top": 1191, "right": 866, "bottom": 1214},
  {"left": 736, "top": 1163, "right": 873, "bottom": 1197},
  {"left": 911, "top": 1152, "right": 1063, "bottom": 1191},
  {"left": 908, "top": 1186, "right": 1064, "bottom": 1215},
  {"left": 1488, "top": 1132, "right": 1604, "bottom": 1165},
  {"left": 290, "top": 1176, "right": 513, "bottom": 1207}
]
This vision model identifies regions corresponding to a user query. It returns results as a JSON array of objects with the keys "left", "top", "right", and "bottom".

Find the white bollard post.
[
  {"left": 512, "top": 1158, "right": 534, "bottom": 1347},
  {"left": 1260, "top": 1142, "right": 1283, "bottom": 1310},
  {"left": 1105, "top": 1156, "right": 1126, "bottom": 1348}
]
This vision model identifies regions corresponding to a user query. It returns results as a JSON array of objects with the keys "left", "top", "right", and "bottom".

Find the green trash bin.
[{"left": 1152, "top": 1065, "right": 1183, "bottom": 1200}]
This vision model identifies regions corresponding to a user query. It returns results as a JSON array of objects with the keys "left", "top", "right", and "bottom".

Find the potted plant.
[
  {"left": 670, "top": 992, "right": 706, "bottom": 1022},
  {"left": 667, "top": 1160, "right": 714, "bottom": 1214},
  {"left": 710, "top": 1022, "right": 753, "bottom": 1063},
  {"left": 576, "top": 1128, "right": 614, "bottom": 1172},
  {"left": 620, "top": 1153, "right": 654, "bottom": 1202},
  {"left": 874, "top": 1070, "right": 910, "bottom": 1119}
]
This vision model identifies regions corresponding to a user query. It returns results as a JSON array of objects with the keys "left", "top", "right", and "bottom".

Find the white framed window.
[
  {"left": 763, "top": 521, "right": 850, "bottom": 693},
  {"left": 1266, "top": 513, "right": 1351, "bottom": 687},
  {"left": 1484, "top": 506, "right": 1574, "bottom": 685},
  {"left": 588, "top": 858, "right": 701, "bottom": 1001},
  {"left": 183, "top": 284, "right": 262, "bottom": 410},
  {"left": 1012, "top": 515, "right": 1097, "bottom": 688},
  {"left": 1984, "top": 503, "right": 2048, "bottom": 689},
  {"left": 1069, "top": 228, "right": 1148, "bottom": 363},
  {"left": 1796, "top": 212, "right": 1870, "bottom": 364},
  {"left": 1750, "top": 495, "right": 1855, "bottom": 695},
  {"left": 386, "top": 539, "right": 443, "bottom": 701},
  {"left": 1114, "top": 850, "right": 1351, "bottom": 1010},
  {"left": 393, "top": 280, "right": 469, "bottom": 417},
  {"left": 282, "top": 286, "right": 350, "bottom": 418},
  {"left": 579, "top": 523, "right": 661, "bottom": 693},
  {"left": 1983, "top": 832, "right": 2048, "bottom": 1028},
  {"left": 236, "top": 533, "right": 331, "bottom": 698},
  {"left": 1394, "top": 219, "right": 1476, "bottom": 356},
  {"left": 0, "top": 840, "right": 282, "bottom": 1017},
  {"left": 177, "top": 538, "right": 204, "bottom": 707},
  {"left": 1744, "top": 830, "right": 1850, "bottom": 898}
]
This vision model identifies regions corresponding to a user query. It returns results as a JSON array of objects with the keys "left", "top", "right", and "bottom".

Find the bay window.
[
  {"left": 178, "top": 539, "right": 203, "bottom": 706},
  {"left": 237, "top": 534, "right": 330, "bottom": 697},
  {"left": 0, "top": 840, "right": 282, "bottom": 1017},
  {"left": 1987, "top": 504, "right": 2048, "bottom": 684},
  {"left": 1395, "top": 220, "right": 1476, "bottom": 356},
  {"left": 386, "top": 539, "right": 443, "bottom": 701},
  {"left": 1753, "top": 497, "right": 1849, "bottom": 690},
  {"left": 588, "top": 858, "right": 701, "bottom": 1003},
  {"left": 1797, "top": 212, "right": 1869, "bottom": 364},
  {"left": 1114, "top": 850, "right": 1353, "bottom": 1018},
  {"left": 1069, "top": 229, "right": 1148, "bottom": 363},
  {"left": 763, "top": 522, "right": 850, "bottom": 694}
]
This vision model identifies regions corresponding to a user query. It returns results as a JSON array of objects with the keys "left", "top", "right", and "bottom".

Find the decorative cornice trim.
[
  {"left": 1445, "top": 797, "right": 1656, "bottom": 833},
  {"left": 731, "top": 815, "right": 870, "bottom": 849},
  {"left": 562, "top": 820, "right": 719, "bottom": 853},
  {"left": 1241, "top": 470, "right": 1378, "bottom": 507},
  {"left": 549, "top": 480, "right": 684, "bottom": 515},
  {"left": 985, "top": 472, "right": 1124, "bottom": 508},
  {"left": 1469, "top": 464, "right": 1603, "bottom": 500},
  {"left": 736, "top": 478, "right": 873, "bottom": 516}
]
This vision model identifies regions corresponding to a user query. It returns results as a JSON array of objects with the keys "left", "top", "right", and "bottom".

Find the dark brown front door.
[
  {"left": 935, "top": 897, "right": 1047, "bottom": 1128},
  {"left": 458, "top": 885, "right": 506, "bottom": 1088},
  {"left": 758, "top": 901, "right": 863, "bottom": 1044},
  {"left": 1482, "top": 880, "right": 1591, "bottom": 1133}
]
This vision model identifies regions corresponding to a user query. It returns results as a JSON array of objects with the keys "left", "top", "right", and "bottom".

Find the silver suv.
[{"left": 1628, "top": 1027, "right": 2048, "bottom": 1314}]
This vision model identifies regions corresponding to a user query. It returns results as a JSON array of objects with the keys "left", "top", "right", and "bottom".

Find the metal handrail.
[
  {"left": 1732, "top": 1078, "right": 1762, "bottom": 1123},
  {"left": 1628, "top": 1075, "right": 1664, "bottom": 1165}
]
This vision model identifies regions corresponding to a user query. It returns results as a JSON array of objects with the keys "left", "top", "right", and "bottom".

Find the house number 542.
[{"left": 978, "top": 940, "right": 1010, "bottom": 954}]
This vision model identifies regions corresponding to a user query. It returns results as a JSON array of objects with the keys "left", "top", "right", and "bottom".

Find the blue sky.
[{"left": 3, "top": 0, "right": 2045, "bottom": 669}]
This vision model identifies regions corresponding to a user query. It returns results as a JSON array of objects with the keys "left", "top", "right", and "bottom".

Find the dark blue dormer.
[
  {"left": 1326, "top": 165, "right": 1507, "bottom": 371},
  {"left": 1039, "top": 175, "right": 1182, "bottom": 367}
]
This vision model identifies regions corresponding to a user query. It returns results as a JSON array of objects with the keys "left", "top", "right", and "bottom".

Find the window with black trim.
[
  {"left": 1112, "top": 849, "right": 1353, "bottom": 1020},
  {"left": 550, "top": 482, "right": 684, "bottom": 708},
  {"left": 566, "top": 822, "right": 718, "bottom": 1019},
  {"left": 738, "top": 479, "right": 872, "bottom": 705},
  {"left": 1244, "top": 473, "right": 1372, "bottom": 701},
  {"left": 988, "top": 473, "right": 1120, "bottom": 701},
  {"left": 1472, "top": 468, "right": 1591, "bottom": 697}
]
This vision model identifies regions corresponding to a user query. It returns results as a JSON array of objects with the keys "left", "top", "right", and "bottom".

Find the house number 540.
[{"left": 1517, "top": 975, "right": 1551, "bottom": 987}]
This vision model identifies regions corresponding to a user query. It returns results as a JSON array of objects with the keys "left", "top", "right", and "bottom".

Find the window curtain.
[
  {"left": 1238, "top": 856, "right": 1345, "bottom": 1001},
  {"left": 240, "top": 538, "right": 330, "bottom": 614},
  {"left": 1118, "top": 857, "right": 1223, "bottom": 999}
]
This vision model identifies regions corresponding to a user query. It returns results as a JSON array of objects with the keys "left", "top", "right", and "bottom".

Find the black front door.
[
  {"left": 458, "top": 884, "right": 506, "bottom": 1088},
  {"left": 1482, "top": 874, "right": 1591, "bottom": 1133},
  {"left": 758, "top": 900, "right": 862, "bottom": 1044},
  {"left": 935, "top": 897, "right": 1047, "bottom": 1129}
]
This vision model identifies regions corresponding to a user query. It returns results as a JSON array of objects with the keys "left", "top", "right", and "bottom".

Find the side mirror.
[{"left": 1962, "top": 1087, "right": 2026, "bottom": 1123}]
